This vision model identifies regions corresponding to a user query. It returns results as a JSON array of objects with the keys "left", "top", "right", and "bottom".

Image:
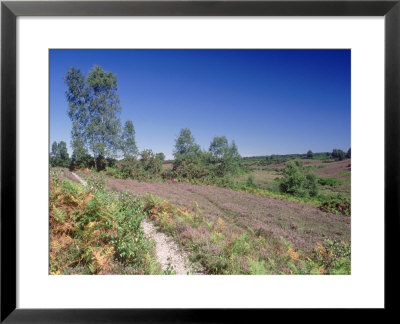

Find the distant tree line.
[{"left": 242, "top": 147, "right": 351, "bottom": 167}]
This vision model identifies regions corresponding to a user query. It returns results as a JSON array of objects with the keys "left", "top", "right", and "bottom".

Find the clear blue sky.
[{"left": 50, "top": 49, "right": 350, "bottom": 159}]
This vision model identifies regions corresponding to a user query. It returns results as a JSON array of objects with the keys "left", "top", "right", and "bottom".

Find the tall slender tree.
[
  {"left": 65, "top": 65, "right": 122, "bottom": 169},
  {"left": 121, "top": 120, "right": 138, "bottom": 158}
]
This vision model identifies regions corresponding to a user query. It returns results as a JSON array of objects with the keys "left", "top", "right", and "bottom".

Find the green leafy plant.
[
  {"left": 163, "top": 263, "right": 176, "bottom": 275},
  {"left": 246, "top": 175, "right": 258, "bottom": 188},
  {"left": 319, "top": 196, "right": 351, "bottom": 216},
  {"left": 279, "top": 160, "right": 318, "bottom": 197},
  {"left": 50, "top": 177, "right": 159, "bottom": 275}
]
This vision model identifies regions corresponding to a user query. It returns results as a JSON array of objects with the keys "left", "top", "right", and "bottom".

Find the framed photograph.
[{"left": 1, "top": 0, "right": 398, "bottom": 321}]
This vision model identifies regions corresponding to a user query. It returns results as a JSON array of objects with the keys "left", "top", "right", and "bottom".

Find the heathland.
[
  {"left": 50, "top": 151, "right": 351, "bottom": 275},
  {"left": 49, "top": 65, "right": 350, "bottom": 275}
]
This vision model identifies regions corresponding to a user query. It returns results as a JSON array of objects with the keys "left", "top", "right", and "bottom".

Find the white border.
[{"left": 17, "top": 17, "right": 384, "bottom": 308}]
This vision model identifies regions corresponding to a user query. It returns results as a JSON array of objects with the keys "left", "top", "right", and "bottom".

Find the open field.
[
  {"left": 56, "top": 166, "right": 351, "bottom": 275},
  {"left": 239, "top": 159, "right": 351, "bottom": 199},
  {"left": 105, "top": 177, "right": 350, "bottom": 252}
]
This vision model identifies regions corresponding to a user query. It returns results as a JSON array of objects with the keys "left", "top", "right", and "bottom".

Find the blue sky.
[{"left": 50, "top": 49, "right": 350, "bottom": 159}]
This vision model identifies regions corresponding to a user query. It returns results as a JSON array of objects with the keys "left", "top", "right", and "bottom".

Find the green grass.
[
  {"left": 234, "top": 183, "right": 350, "bottom": 216},
  {"left": 306, "top": 165, "right": 327, "bottom": 170},
  {"left": 318, "top": 177, "right": 342, "bottom": 187},
  {"left": 232, "top": 165, "right": 350, "bottom": 215}
]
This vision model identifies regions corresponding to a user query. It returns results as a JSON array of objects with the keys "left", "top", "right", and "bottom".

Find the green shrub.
[
  {"left": 172, "top": 152, "right": 214, "bottom": 181},
  {"left": 308, "top": 239, "right": 351, "bottom": 274},
  {"left": 113, "top": 150, "right": 163, "bottom": 181},
  {"left": 104, "top": 166, "right": 125, "bottom": 179},
  {"left": 140, "top": 149, "right": 162, "bottom": 175},
  {"left": 70, "top": 153, "right": 93, "bottom": 170},
  {"left": 332, "top": 149, "right": 346, "bottom": 161},
  {"left": 318, "top": 177, "right": 342, "bottom": 187},
  {"left": 279, "top": 160, "right": 319, "bottom": 197},
  {"left": 246, "top": 175, "right": 258, "bottom": 188},
  {"left": 319, "top": 196, "right": 351, "bottom": 216},
  {"left": 281, "top": 239, "right": 351, "bottom": 275}
]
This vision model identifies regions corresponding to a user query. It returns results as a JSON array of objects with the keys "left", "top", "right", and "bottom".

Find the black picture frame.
[{"left": 1, "top": 0, "right": 398, "bottom": 322}]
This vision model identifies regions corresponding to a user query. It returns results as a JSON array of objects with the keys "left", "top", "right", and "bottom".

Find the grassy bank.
[{"left": 49, "top": 170, "right": 161, "bottom": 275}]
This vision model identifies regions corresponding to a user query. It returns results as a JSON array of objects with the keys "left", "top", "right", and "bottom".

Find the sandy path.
[
  {"left": 71, "top": 172, "right": 88, "bottom": 186},
  {"left": 141, "top": 220, "right": 191, "bottom": 275},
  {"left": 71, "top": 171, "right": 191, "bottom": 275}
]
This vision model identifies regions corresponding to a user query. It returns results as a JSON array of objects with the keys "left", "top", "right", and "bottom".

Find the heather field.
[
  {"left": 60, "top": 166, "right": 351, "bottom": 275},
  {"left": 105, "top": 177, "right": 350, "bottom": 253}
]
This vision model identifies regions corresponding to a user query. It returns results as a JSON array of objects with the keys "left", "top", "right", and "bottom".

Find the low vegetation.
[
  {"left": 319, "top": 196, "right": 351, "bottom": 216},
  {"left": 49, "top": 170, "right": 161, "bottom": 275},
  {"left": 142, "top": 193, "right": 351, "bottom": 275}
]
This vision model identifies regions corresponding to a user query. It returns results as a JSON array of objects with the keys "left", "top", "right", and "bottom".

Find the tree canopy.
[
  {"left": 209, "top": 136, "right": 229, "bottom": 159},
  {"left": 50, "top": 141, "right": 70, "bottom": 167},
  {"left": 121, "top": 120, "right": 138, "bottom": 158},
  {"left": 156, "top": 152, "right": 165, "bottom": 161},
  {"left": 65, "top": 65, "right": 122, "bottom": 168},
  {"left": 332, "top": 149, "right": 346, "bottom": 161},
  {"left": 174, "top": 128, "right": 200, "bottom": 158}
]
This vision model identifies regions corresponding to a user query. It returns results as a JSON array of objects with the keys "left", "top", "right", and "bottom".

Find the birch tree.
[{"left": 65, "top": 65, "right": 122, "bottom": 169}]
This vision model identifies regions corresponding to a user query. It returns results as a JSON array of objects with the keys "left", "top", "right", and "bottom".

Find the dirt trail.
[
  {"left": 70, "top": 171, "right": 191, "bottom": 275},
  {"left": 141, "top": 220, "right": 191, "bottom": 274},
  {"left": 71, "top": 172, "right": 88, "bottom": 186}
]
